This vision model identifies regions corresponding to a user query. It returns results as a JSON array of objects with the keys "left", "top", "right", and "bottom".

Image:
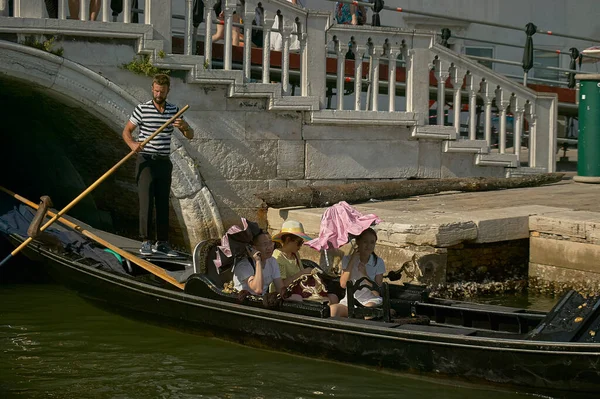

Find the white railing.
[{"left": 2, "top": 0, "right": 558, "bottom": 171}]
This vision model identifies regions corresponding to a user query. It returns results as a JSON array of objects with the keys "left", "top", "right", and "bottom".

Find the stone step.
[
  {"left": 310, "top": 110, "right": 417, "bottom": 125},
  {"left": 411, "top": 125, "right": 458, "bottom": 140},
  {"left": 508, "top": 166, "right": 549, "bottom": 176},
  {"left": 267, "top": 205, "right": 566, "bottom": 248},
  {"left": 444, "top": 139, "right": 488, "bottom": 154},
  {"left": 475, "top": 153, "right": 518, "bottom": 168},
  {"left": 270, "top": 96, "right": 320, "bottom": 111}
]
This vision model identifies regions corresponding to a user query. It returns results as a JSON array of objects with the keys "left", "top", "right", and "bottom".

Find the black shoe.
[
  {"left": 153, "top": 241, "right": 178, "bottom": 257},
  {"left": 139, "top": 240, "right": 153, "bottom": 256}
]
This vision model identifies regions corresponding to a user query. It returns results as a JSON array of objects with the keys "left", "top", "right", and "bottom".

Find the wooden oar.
[
  {"left": 0, "top": 186, "right": 185, "bottom": 290},
  {"left": 0, "top": 105, "right": 189, "bottom": 268}
]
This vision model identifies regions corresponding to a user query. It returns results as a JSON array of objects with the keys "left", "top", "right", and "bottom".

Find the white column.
[
  {"left": 123, "top": 0, "right": 131, "bottom": 22},
  {"left": 262, "top": 12, "right": 274, "bottom": 83},
  {"left": 388, "top": 48, "right": 400, "bottom": 112},
  {"left": 354, "top": 46, "right": 366, "bottom": 111},
  {"left": 369, "top": 45, "right": 382, "bottom": 111},
  {"left": 144, "top": 0, "right": 151, "bottom": 24},
  {"left": 450, "top": 66, "right": 466, "bottom": 135},
  {"left": 204, "top": 0, "right": 217, "bottom": 69},
  {"left": 434, "top": 58, "right": 449, "bottom": 126},
  {"left": 335, "top": 37, "right": 346, "bottom": 111},
  {"left": 465, "top": 73, "right": 479, "bottom": 140},
  {"left": 223, "top": 0, "right": 235, "bottom": 70},
  {"left": 299, "top": 22, "right": 307, "bottom": 96},
  {"left": 101, "top": 0, "right": 110, "bottom": 22},
  {"left": 79, "top": 0, "right": 88, "bottom": 21},
  {"left": 281, "top": 17, "right": 293, "bottom": 96},
  {"left": 184, "top": 0, "right": 194, "bottom": 55},
  {"left": 495, "top": 86, "right": 510, "bottom": 154},
  {"left": 243, "top": 3, "right": 256, "bottom": 82},
  {"left": 479, "top": 79, "right": 493, "bottom": 148},
  {"left": 58, "top": 0, "right": 67, "bottom": 19},
  {"left": 511, "top": 96, "right": 526, "bottom": 164}
]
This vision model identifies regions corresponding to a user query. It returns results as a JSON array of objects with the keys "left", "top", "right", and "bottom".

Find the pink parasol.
[
  {"left": 305, "top": 201, "right": 381, "bottom": 251},
  {"left": 213, "top": 218, "right": 261, "bottom": 271}
]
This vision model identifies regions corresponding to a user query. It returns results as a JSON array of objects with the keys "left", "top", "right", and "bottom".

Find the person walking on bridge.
[{"left": 122, "top": 74, "right": 194, "bottom": 257}]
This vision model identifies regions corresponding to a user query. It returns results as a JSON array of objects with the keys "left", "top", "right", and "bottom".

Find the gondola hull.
[{"left": 7, "top": 235, "right": 600, "bottom": 397}]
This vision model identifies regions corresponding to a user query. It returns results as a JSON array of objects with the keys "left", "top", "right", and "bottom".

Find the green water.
[{"left": 0, "top": 281, "right": 562, "bottom": 399}]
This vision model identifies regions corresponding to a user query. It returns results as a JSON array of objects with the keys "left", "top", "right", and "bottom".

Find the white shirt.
[
  {"left": 233, "top": 257, "right": 281, "bottom": 295},
  {"left": 341, "top": 253, "right": 386, "bottom": 282}
]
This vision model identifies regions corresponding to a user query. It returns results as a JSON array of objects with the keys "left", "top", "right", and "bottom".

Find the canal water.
[{"left": 0, "top": 266, "right": 563, "bottom": 399}]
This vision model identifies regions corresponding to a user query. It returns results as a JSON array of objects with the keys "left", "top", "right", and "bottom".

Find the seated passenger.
[
  {"left": 330, "top": 228, "right": 385, "bottom": 318},
  {"left": 233, "top": 230, "right": 283, "bottom": 296},
  {"left": 271, "top": 220, "right": 339, "bottom": 304}
]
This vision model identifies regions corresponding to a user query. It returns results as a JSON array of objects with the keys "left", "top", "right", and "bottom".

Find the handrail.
[
  {"left": 327, "top": 0, "right": 600, "bottom": 43},
  {"left": 439, "top": 33, "right": 600, "bottom": 61}
]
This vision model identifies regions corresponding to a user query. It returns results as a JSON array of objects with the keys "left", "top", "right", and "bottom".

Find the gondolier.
[{"left": 122, "top": 74, "right": 194, "bottom": 257}]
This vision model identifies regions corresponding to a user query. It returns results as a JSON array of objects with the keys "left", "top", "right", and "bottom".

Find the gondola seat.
[{"left": 347, "top": 277, "right": 392, "bottom": 323}]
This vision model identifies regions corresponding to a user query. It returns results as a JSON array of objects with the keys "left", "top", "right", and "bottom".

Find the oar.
[
  {"left": 0, "top": 104, "right": 189, "bottom": 268},
  {"left": 0, "top": 186, "right": 185, "bottom": 290}
]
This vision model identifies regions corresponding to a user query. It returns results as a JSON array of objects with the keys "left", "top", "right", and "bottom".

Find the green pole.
[{"left": 574, "top": 74, "right": 600, "bottom": 183}]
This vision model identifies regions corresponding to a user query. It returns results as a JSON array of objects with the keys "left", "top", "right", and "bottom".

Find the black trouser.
[{"left": 136, "top": 153, "right": 173, "bottom": 242}]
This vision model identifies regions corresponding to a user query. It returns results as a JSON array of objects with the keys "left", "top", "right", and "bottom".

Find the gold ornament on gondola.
[{"left": 286, "top": 268, "right": 327, "bottom": 301}]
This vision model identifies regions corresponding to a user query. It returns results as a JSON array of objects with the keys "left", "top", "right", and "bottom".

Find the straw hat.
[{"left": 272, "top": 220, "right": 313, "bottom": 242}]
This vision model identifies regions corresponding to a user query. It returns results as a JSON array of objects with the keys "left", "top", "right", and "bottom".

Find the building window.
[
  {"left": 465, "top": 47, "right": 494, "bottom": 70},
  {"left": 533, "top": 51, "right": 559, "bottom": 82}
]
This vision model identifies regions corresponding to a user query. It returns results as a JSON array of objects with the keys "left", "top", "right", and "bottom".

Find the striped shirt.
[{"left": 129, "top": 100, "right": 181, "bottom": 156}]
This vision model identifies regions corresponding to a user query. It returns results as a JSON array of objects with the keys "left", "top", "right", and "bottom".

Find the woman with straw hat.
[{"left": 271, "top": 220, "right": 339, "bottom": 304}]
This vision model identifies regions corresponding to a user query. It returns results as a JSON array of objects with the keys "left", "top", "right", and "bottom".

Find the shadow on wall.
[{"left": 0, "top": 76, "right": 171, "bottom": 241}]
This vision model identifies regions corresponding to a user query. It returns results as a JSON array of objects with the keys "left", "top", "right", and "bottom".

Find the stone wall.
[
  {"left": 530, "top": 211, "right": 600, "bottom": 294},
  {"left": 446, "top": 239, "right": 529, "bottom": 283}
]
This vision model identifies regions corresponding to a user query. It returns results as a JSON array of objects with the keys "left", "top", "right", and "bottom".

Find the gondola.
[{"left": 1, "top": 195, "right": 599, "bottom": 398}]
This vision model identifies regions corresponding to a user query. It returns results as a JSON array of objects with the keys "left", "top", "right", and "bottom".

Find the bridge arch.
[{"left": 0, "top": 40, "right": 223, "bottom": 248}]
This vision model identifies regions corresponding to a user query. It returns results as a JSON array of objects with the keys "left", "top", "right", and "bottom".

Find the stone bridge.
[{"left": 0, "top": 0, "right": 557, "bottom": 249}]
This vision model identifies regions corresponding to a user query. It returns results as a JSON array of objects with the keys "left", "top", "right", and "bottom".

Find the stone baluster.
[
  {"left": 406, "top": 48, "right": 430, "bottom": 126},
  {"left": 281, "top": 16, "right": 294, "bottom": 96},
  {"left": 433, "top": 57, "right": 450, "bottom": 126},
  {"left": 58, "top": 0, "right": 67, "bottom": 19},
  {"left": 511, "top": 95, "right": 526, "bottom": 163},
  {"left": 450, "top": 65, "right": 466, "bottom": 135},
  {"left": 101, "top": 0, "right": 110, "bottom": 22},
  {"left": 262, "top": 12, "right": 275, "bottom": 83},
  {"left": 525, "top": 101, "right": 538, "bottom": 167},
  {"left": 333, "top": 36, "right": 348, "bottom": 111},
  {"left": 243, "top": 3, "right": 256, "bottom": 82},
  {"left": 353, "top": 44, "right": 366, "bottom": 111},
  {"left": 465, "top": 72, "right": 479, "bottom": 140},
  {"left": 123, "top": 0, "right": 131, "bottom": 22},
  {"left": 387, "top": 44, "right": 401, "bottom": 112},
  {"left": 298, "top": 20, "right": 308, "bottom": 97},
  {"left": 79, "top": 0, "right": 89, "bottom": 21},
  {"left": 203, "top": 0, "right": 217, "bottom": 69},
  {"left": 223, "top": 0, "right": 236, "bottom": 70},
  {"left": 495, "top": 86, "right": 510, "bottom": 154},
  {"left": 369, "top": 43, "right": 383, "bottom": 111},
  {"left": 145, "top": 0, "right": 152, "bottom": 24},
  {"left": 184, "top": 0, "right": 194, "bottom": 56},
  {"left": 479, "top": 79, "right": 494, "bottom": 147}
]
